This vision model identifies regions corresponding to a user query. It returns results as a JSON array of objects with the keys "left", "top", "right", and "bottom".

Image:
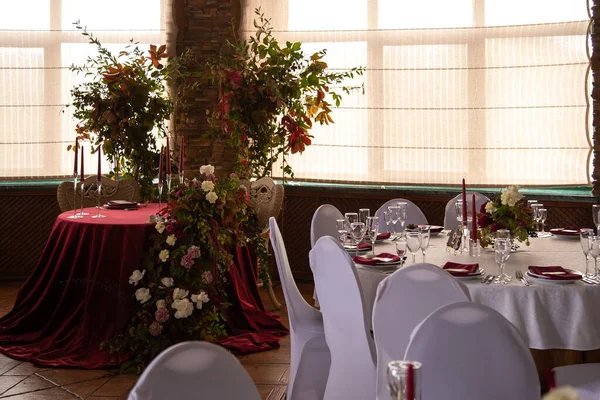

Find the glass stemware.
[
  {"left": 345, "top": 212, "right": 359, "bottom": 226},
  {"left": 336, "top": 218, "right": 348, "bottom": 246},
  {"left": 388, "top": 206, "right": 400, "bottom": 240},
  {"left": 366, "top": 216, "right": 379, "bottom": 255},
  {"left": 387, "top": 360, "right": 422, "bottom": 400},
  {"left": 157, "top": 180, "right": 164, "bottom": 213},
  {"left": 592, "top": 205, "right": 600, "bottom": 234},
  {"left": 580, "top": 228, "right": 594, "bottom": 278},
  {"left": 397, "top": 202, "right": 408, "bottom": 235},
  {"left": 383, "top": 211, "right": 393, "bottom": 237},
  {"left": 359, "top": 208, "right": 370, "bottom": 225},
  {"left": 67, "top": 171, "right": 82, "bottom": 219},
  {"left": 493, "top": 238, "right": 511, "bottom": 284},
  {"left": 406, "top": 231, "right": 422, "bottom": 264},
  {"left": 419, "top": 225, "right": 430, "bottom": 263},
  {"left": 538, "top": 208, "right": 549, "bottom": 237},
  {"left": 91, "top": 179, "right": 106, "bottom": 219},
  {"left": 396, "top": 238, "right": 407, "bottom": 259},
  {"left": 531, "top": 203, "right": 543, "bottom": 232},
  {"left": 349, "top": 221, "right": 367, "bottom": 256},
  {"left": 589, "top": 236, "right": 600, "bottom": 279}
]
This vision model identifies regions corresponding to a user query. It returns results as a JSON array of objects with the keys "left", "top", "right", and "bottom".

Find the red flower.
[
  {"left": 490, "top": 223, "right": 501, "bottom": 232},
  {"left": 478, "top": 214, "right": 493, "bottom": 228},
  {"left": 480, "top": 201, "right": 489, "bottom": 214},
  {"left": 224, "top": 68, "right": 243, "bottom": 89}
]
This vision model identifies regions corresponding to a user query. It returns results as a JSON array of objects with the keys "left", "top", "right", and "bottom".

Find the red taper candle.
[
  {"left": 472, "top": 193, "right": 477, "bottom": 240},
  {"left": 166, "top": 137, "right": 171, "bottom": 175},
  {"left": 80, "top": 146, "right": 84, "bottom": 182},
  {"left": 97, "top": 145, "right": 101, "bottom": 182},
  {"left": 179, "top": 136, "right": 184, "bottom": 172},
  {"left": 73, "top": 138, "right": 78, "bottom": 175},
  {"left": 159, "top": 146, "right": 164, "bottom": 185},
  {"left": 406, "top": 363, "right": 414, "bottom": 400},
  {"left": 462, "top": 178, "right": 467, "bottom": 224}
]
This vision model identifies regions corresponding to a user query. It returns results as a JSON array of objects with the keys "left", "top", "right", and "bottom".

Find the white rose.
[
  {"left": 155, "top": 221, "right": 166, "bottom": 234},
  {"left": 542, "top": 387, "right": 580, "bottom": 400},
  {"left": 200, "top": 164, "right": 215, "bottom": 175},
  {"left": 191, "top": 291, "right": 210, "bottom": 309},
  {"left": 135, "top": 288, "right": 151, "bottom": 304},
  {"left": 173, "top": 288, "right": 189, "bottom": 300},
  {"left": 206, "top": 191, "right": 218, "bottom": 204},
  {"left": 172, "top": 298, "right": 194, "bottom": 319},
  {"left": 166, "top": 234, "right": 177, "bottom": 246},
  {"left": 161, "top": 277, "right": 174, "bottom": 288},
  {"left": 128, "top": 269, "right": 145, "bottom": 286},
  {"left": 500, "top": 189, "right": 523, "bottom": 207},
  {"left": 158, "top": 249, "right": 170, "bottom": 263},
  {"left": 156, "top": 299, "right": 166, "bottom": 309},
  {"left": 485, "top": 202, "right": 496, "bottom": 213},
  {"left": 201, "top": 180, "right": 215, "bottom": 193}
]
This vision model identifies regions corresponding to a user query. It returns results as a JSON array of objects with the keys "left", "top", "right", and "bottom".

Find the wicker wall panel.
[{"left": 0, "top": 190, "right": 61, "bottom": 279}]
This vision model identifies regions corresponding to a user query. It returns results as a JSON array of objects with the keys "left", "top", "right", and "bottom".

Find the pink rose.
[
  {"left": 187, "top": 245, "right": 201, "bottom": 259},
  {"left": 149, "top": 321, "right": 163, "bottom": 337},
  {"left": 180, "top": 254, "right": 194, "bottom": 269},
  {"left": 202, "top": 271, "right": 213, "bottom": 285},
  {"left": 155, "top": 307, "right": 170, "bottom": 323}
]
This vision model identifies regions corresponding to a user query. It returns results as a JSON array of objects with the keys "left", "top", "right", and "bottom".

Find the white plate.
[
  {"left": 454, "top": 269, "right": 485, "bottom": 280},
  {"left": 525, "top": 271, "right": 580, "bottom": 285},
  {"left": 344, "top": 245, "right": 371, "bottom": 253}
]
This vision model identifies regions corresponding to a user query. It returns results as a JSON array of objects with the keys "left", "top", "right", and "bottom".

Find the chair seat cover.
[
  {"left": 404, "top": 302, "right": 540, "bottom": 400},
  {"left": 310, "top": 204, "right": 344, "bottom": 247},
  {"left": 444, "top": 192, "right": 490, "bottom": 230},
  {"left": 553, "top": 363, "right": 600, "bottom": 400},
  {"left": 128, "top": 341, "right": 260, "bottom": 400},
  {"left": 372, "top": 264, "right": 470, "bottom": 400},
  {"left": 374, "top": 198, "right": 428, "bottom": 233}
]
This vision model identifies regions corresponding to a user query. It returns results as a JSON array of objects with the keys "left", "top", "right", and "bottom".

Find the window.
[
  {"left": 0, "top": 0, "right": 172, "bottom": 179},
  {"left": 241, "top": 0, "right": 591, "bottom": 186}
]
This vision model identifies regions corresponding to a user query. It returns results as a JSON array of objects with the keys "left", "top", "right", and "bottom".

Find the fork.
[{"left": 515, "top": 271, "right": 531, "bottom": 286}]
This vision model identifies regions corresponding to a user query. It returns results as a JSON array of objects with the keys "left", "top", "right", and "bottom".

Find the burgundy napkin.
[
  {"left": 344, "top": 242, "right": 372, "bottom": 250},
  {"left": 443, "top": 262, "right": 479, "bottom": 277},
  {"left": 353, "top": 252, "right": 400, "bottom": 266},
  {"left": 528, "top": 266, "right": 582, "bottom": 281},
  {"left": 376, "top": 232, "right": 391, "bottom": 240}
]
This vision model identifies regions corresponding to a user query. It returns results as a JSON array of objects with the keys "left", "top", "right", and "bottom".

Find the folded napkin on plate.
[
  {"left": 528, "top": 266, "right": 582, "bottom": 280},
  {"left": 353, "top": 252, "right": 400, "bottom": 266},
  {"left": 108, "top": 200, "right": 137, "bottom": 206},
  {"left": 376, "top": 232, "right": 391, "bottom": 240},
  {"left": 443, "top": 262, "right": 479, "bottom": 276},
  {"left": 344, "top": 242, "right": 372, "bottom": 250}
]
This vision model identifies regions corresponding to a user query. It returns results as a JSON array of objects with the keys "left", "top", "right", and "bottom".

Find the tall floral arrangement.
[
  {"left": 205, "top": 9, "right": 364, "bottom": 179},
  {"left": 102, "top": 165, "right": 258, "bottom": 371},
  {"left": 477, "top": 186, "right": 536, "bottom": 247}
]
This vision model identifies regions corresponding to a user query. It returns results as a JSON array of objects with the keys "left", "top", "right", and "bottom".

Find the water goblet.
[
  {"left": 336, "top": 218, "right": 348, "bottom": 246},
  {"left": 531, "top": 203, "right": 542, "bottom": 232},
  {"left": 406, "top": 230, "right": 422, "bottom": 264},
  {"left": 387, "top": 360, "right": 422, "bottom": 400},
  {"left": 589, "top": 236, "right": 600, "bottom": 278},
  {"left": 345, "top": 212, "right": 359, "bottom": 226},
  {"left": 580, "top": 228, "right": 594, "bottom": 278},
  {"left": 592, "top": 205, "right": 600, "bottom": 234},
  {"left": 419, "top": 225, "right": 430, "bottom": 263},
  {"left": 358, "top": 208, "right": 370, "bottom": 224},
  {"left": 538, "top": 208, "right": 549, "bottom": 237},
  {"left": 350, "top": 221, "right": 367, "bottom": 256},
  {"left": 397, "top": 202, "right": 408, "bottom": 235},
  {"left": 493, "top": 238, "right": 511, "bottom": 284},
  {"left": 383, "top": 211, "right": 393, "bottom": 238},
  {"left": 388, "top": 206, "right": 400, "bottom": 240},
  {"left": 366, "top": 216, "right": 379, "bottom": 255}
]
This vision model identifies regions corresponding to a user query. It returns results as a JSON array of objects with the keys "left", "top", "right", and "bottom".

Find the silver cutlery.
[
  {"left": 480, "top": 274, "right": 490, "bottom": 283},
  {"left": 484, "top": 275, "right": 495, "bottom": 285},
  {"left": 582, "top": 276, "right": 599, "bottom": 285},
  {"left": 515, "top": 271, "right": 531, "bottom": 286}
]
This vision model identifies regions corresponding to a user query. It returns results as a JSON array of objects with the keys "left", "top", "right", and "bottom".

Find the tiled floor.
[{"left": 0, "top": 281, "right": 314, "bottom": 399}]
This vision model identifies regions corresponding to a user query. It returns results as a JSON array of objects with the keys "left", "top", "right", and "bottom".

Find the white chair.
[
  {"left": 128, "top": 341, "right": 260, "bottom": 400},
  {"left": 310, "top": 236, "right": 376, "bottom": 400},
  {"left": 310, "top": 204, "right": 344, "bottom": 247},
  {"left": 372, "top": 263, "right": 471, "bottom": 400},
  {"left": 552, "top": 363, "right": 600, "bottom": 400},
  {"left": 269, "top": 217, "right": 330, "bottom": 400},
  {"left": 374, "top": 198, "right": 428, "bottom": 233},
  {"left": 443, "top": 192, "right": 490, "bottom": 230},
  {"left": 404, "top": 302, "right": 540, "bottom": 400}
]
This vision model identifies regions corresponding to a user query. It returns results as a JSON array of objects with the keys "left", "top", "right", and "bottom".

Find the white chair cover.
[
  {"left": 269, "top": 217, "right": 330, "bottom": 400},
  {"left": 553, "top": 363, "right": 600, "bottom": 400},
  {"left": 404, "top": 302, "right": 540, "bottom": 400},
  {"left": 443, "top": 192, "right": 491, "bottom": 230},
  {"left": 374, "top": 198, "right": 428, "bottom": 233},
  {"left": 128, "top": 341, "right": 260, "bottom": 400},
  {"left": 372, "top": 263, "right": 470, "bottom": 400},
  {"left": 310, "top": 236, "right": 376, "bottom": 400},
  {"left": 310, "top": 204, "right": 344, "bottom": 247}
]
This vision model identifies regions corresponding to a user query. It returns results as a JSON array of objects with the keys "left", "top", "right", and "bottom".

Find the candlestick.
[
  {"left": 461, "top": 178, "right": 467, "bottom": 224},
  {"left": 166, "top": 137, "right": 171, "bottom": 175},
  {"left": 159, "top": 146, "right": 164, "bottom": 186},
  {"left": 79, "top": 146, "right": 89, "bottom": 216},
  {"left": 68, "top": 140, "right": 81, "bottom": 219},
  {"left": 80, "top": 146, "right": 84, "bottom": 183},
  {"left": 472, "top": 194, "right": 477, "bottom": 240},
  {"left": 406, "top": 363, "right": 414, "bottom": 400},
  {"left": 73, "top": 138, "right": 78, "bottom": 175}
]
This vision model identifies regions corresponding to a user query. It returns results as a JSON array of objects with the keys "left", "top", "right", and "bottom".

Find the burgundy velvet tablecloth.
[{"left": 0, "top": 205, "right": 287, "bottom": 368}]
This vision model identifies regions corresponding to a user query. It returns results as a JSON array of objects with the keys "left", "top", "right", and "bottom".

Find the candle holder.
[
  {"left": 179, "top": 171, "right": 184, "bottom": 186},
  {"left": 469, "top": 238, "right": 481, "bottom": 257},
  {"left": 79, "top": 181, "right": 90, "bottom": 216},
  {"left": 67, "top": 173, "right": 82, "bottom": 219},
  {"left": 166, "top": 174, "right": 172, "bottom": 201},
  {"left": 157, "top": 182, "right": 163, "bottom": 215},
  {"left": 462, "top": 224, "right": 471, "bottom": 253},
  {"left": 91, "top": 180, "right": 106, "bottom": 219}
]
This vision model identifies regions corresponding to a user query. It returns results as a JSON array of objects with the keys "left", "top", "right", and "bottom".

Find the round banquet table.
[
  {"left": 355, "top": 234, "right": 600, "bottom": 352},
  {"left": 0, "top": 205, "right": 287, "bottom": 368}
]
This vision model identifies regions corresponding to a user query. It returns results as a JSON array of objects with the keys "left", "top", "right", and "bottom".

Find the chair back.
[
  {"left": 444, "top": 192, "right": 490, "bottom": 230},
  {"left": 128, "top": 341, "right": 260, "bottom": 400},
  {"left": 404, "top": 302, "right": 540, "bottom": 400},
  {"left": 57, "top": 176, "right": 140, "bottom": 212},
  {"left": 372, "top": 263, "right": 470, "bottom": 399},
  {"left": 310, "top": 204, "right": 344, "bottom": 247},
  {"left": 310, "top": 236, "right": 376, "bottom": 399},
  {"left": 250, "top": 177, "right": 284, "bottom": 229},
  {"left": 375, "top": 198, "right": 428, "bottom": 233}
]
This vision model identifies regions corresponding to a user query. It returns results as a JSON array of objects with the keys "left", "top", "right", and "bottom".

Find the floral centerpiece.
[
  {"left": 102, "top": 165, "right": 261, "bottom": 371},
  {"left": 477, "top": 186, "right": 536, "bottom": 248}
]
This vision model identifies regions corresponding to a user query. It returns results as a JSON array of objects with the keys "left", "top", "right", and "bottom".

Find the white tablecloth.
[{"left": 355, "top": 234, "right": 600, "bottom": 351}]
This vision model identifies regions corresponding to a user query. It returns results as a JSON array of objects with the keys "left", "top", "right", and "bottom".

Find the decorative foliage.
[
  {"left": 102, "top": 166, "right": 259, "bottom": 372},
  {"left": 477, "top": 186, "right": 536, "bottom": 247},
  {"left": 205, "top": 9, "right": 364, "bottom": 179}
]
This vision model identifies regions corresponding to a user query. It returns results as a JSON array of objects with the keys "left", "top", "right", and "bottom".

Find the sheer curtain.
[
  {"left": 241, "top": 0, "right": 591, "bottom": 186},
  {"left": 0, "top": 0, "right": 174, "bottom": 179}
]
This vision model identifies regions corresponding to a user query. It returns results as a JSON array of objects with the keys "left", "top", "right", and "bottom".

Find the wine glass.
[
  {"left": 349, "top": 221, "right": 367, "bottom": 256},
  {"left": 383, "top": 211, "right": 393, "bottom": 238},
  {"left": 358, "top": 208, "right": 370, "bottom": 224},
  {"left": 388, "top": 206, "right": 400, "bottom": 240},
  {"left": 531, "top": 203, "right": 543, "bottom": 232},
  {"left": 345, "top": 212, "right": 359, "bottom": 226},
  {"left": 387, "top": 360, "right": 422, "bottom": 400},
  {"left": 366, "top": 216, "right": 379, "bottom": 255},
  {"left": 396, "top": 238, "right": 407, "bottom": 258},
  {"left": 91, "top": 178, "right": 106, "bottom": 219},
  {"left": 336, "top": 218, "right": 348, "bottom": 246},
  {"left": 406, "top": 231, "right": 422, "bottom": 264},
  {"left": 589, "top": 236, "right": 600, "bottom": 279},
  {"left": 580, "top": 228, "right": 594, "bottom": 278},
  {"left": 538, "top": 208, "right": 549, "bottom": 237},
  {"left": 419, "top": 225, "right": 430, "bottom": 263},
  {"left": 592, "top": 205, "right": 600, "bottom": 234},
  {"left": 397, "top": 202, "right": 408, "bottom": 235},
  {"left": 493, "top": 238, "right": 511, "bottom": 284}
]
